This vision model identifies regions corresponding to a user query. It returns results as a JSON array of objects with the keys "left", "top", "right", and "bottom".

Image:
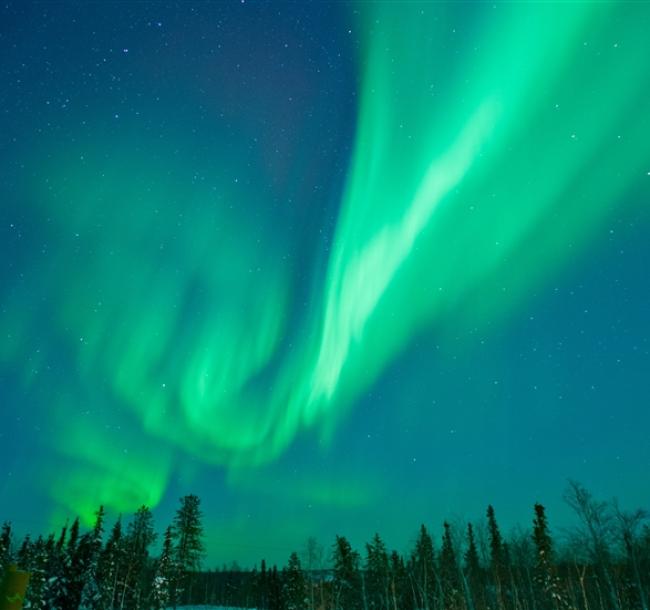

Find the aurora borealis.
[{"left": 1, "top": 1, "right": 650, "bottom": 565}]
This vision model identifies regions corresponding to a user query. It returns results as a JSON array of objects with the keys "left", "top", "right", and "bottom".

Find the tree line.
[
  {"left": 1, "top": 481, "right": 649, "bottom": 610},
  {"left": 0, "top": 494, "right": 204, "bottom": 609}
]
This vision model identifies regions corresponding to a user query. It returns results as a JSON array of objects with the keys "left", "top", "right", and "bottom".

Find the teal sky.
[{"left": 1, "top": 1, "right": 649, "bottom": 567}]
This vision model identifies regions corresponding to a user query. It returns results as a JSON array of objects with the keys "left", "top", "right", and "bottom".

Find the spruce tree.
[
  {"left": 44, "top": 525, "right": 71, "bottom": 609},
  {"left": 119, "top": 505, "right": 156, "bottom": 609},
  {"left": 332, "top": 535, "right": 362, "bottom": 610},
  {"left": 268, "top": 565, "right": 285, "bottom": 610},
  {"left": 25, "top": 534, "right": 49, "bottom": 609},
  {"left": 97, "top": 517, "right": 125, "bottom": 609},
  {"left": 172, "top": 494, "right": 205, "bottom": 604},
  {"left": 389, "top": 550, "right": 413, "bottom": 610},
  {"left": 17, "top": 534, "right": 33, "bottom": 571},
  {"left": 365, "top": 533, "right": 389, "bottom": 610},
  {"left": 79, "top": 506, "right": 105, "bottom": 610},
  {"left": 0, "top": 522, "right": 12, "bottom": 573},
  {"left": 42, "top": 535, "right": 56, "bottom": 596},
  {"left": 58, "top": 517, "right": 90, "bottom": 610},
  {"left": 67, "top": 518, "right": 80, "bottom": 555},
  {"left": 440, "top": 522, "right": 463, "bottom": 610},
  {"left": 464, "top": 523, "right": 486, "bottom": 610},
  {"left": 67, "top": 532, "right": 94, "bottom": 610},
  {"left": 412, "top": 524, "right": 437, "bottom": 610},
  {"left": 532, "top": 503, "right": 565, "bottom": 610},
  {"left": 56, "top": 524, "right": 67, "bottom": 552},
  {"left": 152, "top": 525, "right": 176, "bottom": 610},
  {"left": 256, "top": 559, "right": 269, "bottom": 610},
  {"left": 283, "top": 551, "right": 306, "bottom": 610},
  {"left": 487, "top": 506, "right": 507, "bottom": 610}
]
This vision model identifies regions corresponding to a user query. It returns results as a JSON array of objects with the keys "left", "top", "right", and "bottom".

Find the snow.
[{"left": 168, "top": 607, "right": 257, "bottom": 610}]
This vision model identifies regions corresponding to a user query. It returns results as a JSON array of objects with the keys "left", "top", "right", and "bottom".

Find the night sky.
[{"left": 1, "top": 1, "right": 649, "bottom": 567}]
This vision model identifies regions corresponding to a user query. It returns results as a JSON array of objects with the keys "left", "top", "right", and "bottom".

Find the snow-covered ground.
[{"left": 169, "top": 606, "right": 257, "bottom": 610}]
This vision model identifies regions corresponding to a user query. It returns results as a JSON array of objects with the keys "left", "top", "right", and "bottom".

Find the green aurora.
[{"left": 1, "top": 1, "right": 650, "bottom": 563}]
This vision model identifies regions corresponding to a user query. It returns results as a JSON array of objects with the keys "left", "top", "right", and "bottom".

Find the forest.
[{"left": 1, "top": 481, "right": 649, "bottom": 610}]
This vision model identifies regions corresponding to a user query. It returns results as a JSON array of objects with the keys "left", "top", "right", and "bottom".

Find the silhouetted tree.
[
  {"left": 487, "top": 506, "right": 507, "bottom": 610},
  {"left": 152, "top": 525, "right": 176, "bottom": 610},
  {"left": 333, "top": 535, "right": 362, "bottom": 610},
  {"left": 80, "top": 506, "right": 105, "bottom": 610},
  {"left": 564, "top": 480, "right": 620, "bottom": 610},
  {"left": 268, "top": 565, "right": 285, "bottom": 610},
  {"left": 17, "top": 534, "right": 32, "bottom": 571},
  {"left": 256, "top": 558, "right": 269, "bottom": 610},
  {"left": 366, "top": 533, "right": 390, "bottom": 610},
  {"left": 67, "top": 518, "right": 80, "bottom": 555},
  {"left": 464, "top": 523, "right": 486, "bottom": 610},
  {"left": 532, "top": 503, "right": 566, "bottom": 609},
  {"left": 0, "top": 522, "right": 12, "bottom": 573},
  {"left": 440, "top": 522, "right": 463, "bottom": 610},
  {"left": 283, "top": 551, "right": 306, "bottom": 610},
  {"left": 119, "top": 505, "right": 156, "bottom": 609},
  {"left": 613, "top": 500, "right": 648, "bottom": 610},
  {"left": 97, "top": 517, "right": 125, "bottom": 609},
  {"left": 389, "top": 550, "right": 412, "bottom": 610},
  {"left": 54, "top": 516, "right": 86, "bottom": 610},
  {"left": 172, "top": 494, "right": 205, "bottom": 604},
  {"left": 25, "top": 534, "right": 49, "bottom": 609},
  {"left": 411, "top": 524, "right": 437, "bottom": 610},
  {"left": 44, "top": 525, "right": 71, "bottom": 609}
]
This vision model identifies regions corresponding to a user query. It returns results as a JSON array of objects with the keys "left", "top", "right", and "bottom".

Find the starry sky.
[{"left": 1, "top": 1, "right": 650, "bottom": 567}]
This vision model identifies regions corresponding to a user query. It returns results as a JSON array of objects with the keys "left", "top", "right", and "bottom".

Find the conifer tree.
[
  {"left": 268, "top": 565, "right": 285, "bottom": 610},
  {"left": 67, "top": 532, "right": 95, "bottom": 610},
  {"left": 44, "top": 525, "right": 71, "bottom": 609},
  {"left": 152, "top": 525, "right": 176, "bottom": 610},
  {"left": 18, "top": 534, "right": 55, "bottom": 609},
  {"left": 55, "top": 523, "right": 67, "bottom": 554},
  {"left": 57, "top": 516, "right": 90, "bottom": 610},
  {"left": 97, "top": 517, "right": 125, "bottom": 609},
  {"left": 256, "top": 559, "right": 269, "bottom": 610},
  {"left": 365, "top": 533, "right": 389, "bottom": 610},
  {"left": 532, "top": 503, "right": 566, "bottom": 610},
  {"left": 487, "top": 505, "right": 507, "bottom": 610},
  {"left": 464, "top": 522, "right": 485, "bottom": 610},
  {"left": 440, "top": 522, "right": 463, "bottom": 610},
  {"left": 79, "top": 506, "right": 105, "bottom": 610},
  {"left": 283, "top": 551, "right": 306, "bottom": 610},
  {"left": 172, "top": 494, "right": 205, "bottom": 604},
  {"left": 46, "top": 516, "right": 85, "bottom": 610},
  {"left": 67, "top": 518, "right": 80, "bottom": 555},
  {"left": 332, "top": 535, "right": 362, "bottom": 610},
  {"left": 487, "top": 507, "right": 504, "bottom": 573},
  {"left": 119, "top": 505, "right": 156, "bottom": 609},
  {"left": 389, "top": 550, "right": 412, "bottom": 610},
  {"left": 24, "top": 534, "right": 49, "bottom": 609},
  {"left": 412, "top": 524, "right": 437, "bottom": 610},
  {"left": 16, "top": 534, "right": 47, "bottom": 608},
  {"left": 17, "top": 534, "right": 33, "bottom": 571},
  {"left": 0, "top": 522, "right": 12, "bottom": 573}
]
